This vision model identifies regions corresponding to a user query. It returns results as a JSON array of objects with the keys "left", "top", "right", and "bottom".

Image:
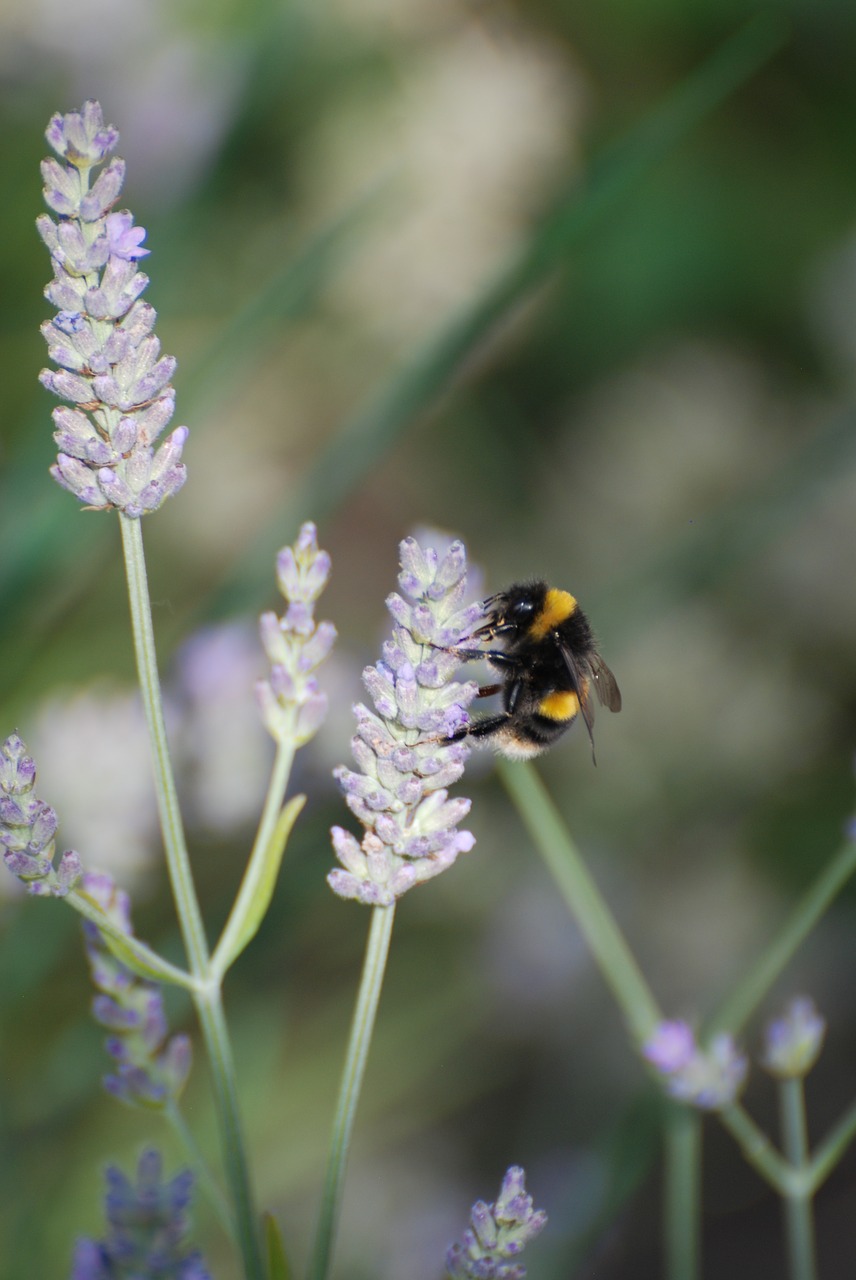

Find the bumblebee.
[{"left": 449, "top": 581, "right": 621, "bottom": 761}]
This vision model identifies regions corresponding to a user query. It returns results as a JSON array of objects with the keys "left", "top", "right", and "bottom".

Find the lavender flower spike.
[
  {"left": 70, "top": 1149, "right": 211, "bottom": 1279},
  {"left": 38, "top": 101, "right": 187, "bottom": 516},
  {"left": 644, "top": 1019, "right": 748, "bottom": 1111},
  {"left": 256, "top": 521, "right": 336, "bottom": 746},
  {"left": 0, "top": 732, "right": 82, "bottom": 897},
  {"left": 81, "top": 872, "right": 191, "bottom": 1108},
  {"left": 328, "top": 536, "right": 482, "bottom": 906},
  {"left": 445, "top": 1166, "right": 547, "bottom": 1280}
]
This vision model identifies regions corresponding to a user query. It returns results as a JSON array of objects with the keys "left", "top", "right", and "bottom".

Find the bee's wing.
[
  {"left": 588, "top": 653, "right": 622, "bottom": 713},
  {"left": 559, "top": 642, "right": 597, "bottom": 749}
]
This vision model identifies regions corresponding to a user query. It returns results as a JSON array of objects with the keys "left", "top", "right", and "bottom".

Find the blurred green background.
[{"left": 2, "top": 0, "right": 856, "bottom": 1275}]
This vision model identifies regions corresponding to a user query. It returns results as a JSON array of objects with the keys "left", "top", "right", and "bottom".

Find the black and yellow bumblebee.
[{"left": 448, "top": 581, "right": 621, "bottom": 762}]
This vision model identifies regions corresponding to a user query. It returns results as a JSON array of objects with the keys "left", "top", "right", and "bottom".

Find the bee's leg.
[{"left": 475, "top": 683, "right": 503, "bottom": 699}]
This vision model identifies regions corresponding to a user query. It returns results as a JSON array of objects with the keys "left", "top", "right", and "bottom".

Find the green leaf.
[
  {"left": 263, "top": 1211, "right": 293, "bottom": 1280},
  {"left": 212, "top": 793, "right": 306, "bottom": 978},
  {"left": 70, "top": 889, "right": 194, "bottom": 988}
]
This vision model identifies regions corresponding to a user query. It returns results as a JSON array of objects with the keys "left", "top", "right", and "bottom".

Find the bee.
[{"left": 448, "top": 581, "right": 621, "bottom": 762}]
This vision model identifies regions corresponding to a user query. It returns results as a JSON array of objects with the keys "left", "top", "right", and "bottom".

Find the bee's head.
[{"left": 473, "top": 581, "right": 548, "bottom": 640}]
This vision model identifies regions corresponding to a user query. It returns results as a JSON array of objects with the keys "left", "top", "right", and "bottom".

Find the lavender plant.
[{"left": 8, "top": 93, "right": 856, "bottom": 1280}]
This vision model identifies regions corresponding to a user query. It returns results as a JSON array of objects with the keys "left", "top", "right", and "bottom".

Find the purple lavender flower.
[
  {"left": 328, "top": 537, "right": 481, "bottom": 906},
  {"left": 761, "top": 996, "right": 826, "bottom": 1079},
  {"left": 0, "top": 733, "right": 82, "bottom": 897},
  {"left": 38, "top": 101, "right": 187, "bottom": 517},
  {"left": 644, "top": 1020, "right": 747, "bottom": 1110},
  {"left": 256, "top": 522, "right": 336, "bottom": 746},
  {"left": 70, "top": 1149, "right": 210, "bottom": 1279},
  {"left": 80, "top": 872, "right": 191, "bottom": 1108},
  {"left": 445, "top": 1166, "right": 547, "bottom": 1280}
]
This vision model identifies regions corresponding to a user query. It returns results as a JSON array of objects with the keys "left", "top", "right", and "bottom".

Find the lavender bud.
[
  {"left": 761, "top": 997, "right": 827, "bottom": 1079},
  {"left": 644, "top": 1020, "right": 748, "bottom": 1110},
  {"left": 70, "top": 1148, "right": 211, "bottom": 1279},
  {"left": 328, "top": 537, "right": 481, "bottom": 905},
  {"left": 256, "top": 522, "right": 335, "bottom": 747},
  {"left": 38, "top": 101, "right": 188, "bottom": 516},
  {"left": 445, "top": 1166, "right": 547, "bottom": 1280}
]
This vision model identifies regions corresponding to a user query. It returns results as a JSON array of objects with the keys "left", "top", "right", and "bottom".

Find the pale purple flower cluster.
[
  {"left": 38, "top": 100, "right": 187, "bottom": 516},
  {"left": 256, "top": 522, "right": 336, "bottom": 746},
  {"left": 644, "top": 1020, "right": 748, "bottom": 1110},
  {"left": 81, "top": 872, "right": 191, "bottom": 1108},
  {"left": 0, "top": 733, "right": 82, "bottom": 897},
  {"left": 70, "top": 1149, "right": 210, "bottom": 1279},
  {"left": 761, "top": 996, "right": 826, "bottom": 1079},
  {"left": 445, "top": 1166, "right": 547, "bottom": 1280},
  {"left": 328, "top": 537, "right": 481, "bottom": 906}
]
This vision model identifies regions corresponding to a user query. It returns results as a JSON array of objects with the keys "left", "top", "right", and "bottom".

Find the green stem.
[
  {"left": 118, "top": 514, "right": 209, "bottom": 976},
  {"left": 498, "top": 760, "right": 661, "bottom": 1044},
  {"left": 808, "top": 1095, "right": 856, "bottom": 1191},
  {"left": 708, "top": 837, "right": 856, "bottom": 1037},
  {"left": 308, "top": 903, "right": 396, "bottom": 1280},
  {"left": 166, "top": 1099, "right": 236, "bottom": 1237},
  {"left": 67, "top": 887, "right": 195, "bottom": 989},
  {"left": 779, "top": 1078, "right": 817, "bottom": 1280},
  {"left": 211, "top": 738, "right": 295, "bottom": 981},
  {"left": 718, "top": 1104, "right": 793, "bottom": 1194},
  {"left": 664, "top": 1105, "right": 702, "bottom": 1280},
  {"left": 119, "top": 514, "right": 263, "bottom": 1280}
]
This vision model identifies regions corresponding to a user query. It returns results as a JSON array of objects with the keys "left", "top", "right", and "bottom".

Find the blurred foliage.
[{"left": 2, "top": 1, "right": 856, "bottom": 1277}]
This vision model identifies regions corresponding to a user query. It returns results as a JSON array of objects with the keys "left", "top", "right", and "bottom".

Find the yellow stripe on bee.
[
  {"left": 528, "top": 588, "right": 577, "bottom": 639},
  {"left": 538, "top": 691, "right": 580, "bottom": 722}
]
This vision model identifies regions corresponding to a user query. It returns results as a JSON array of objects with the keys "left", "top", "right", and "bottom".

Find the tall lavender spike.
[
  {"left": 80, "top": 872, "right": 191, "bottom": 1108},
  {"left": 38, "top": 101, "right": 187, "bottom": 517},
  {"left": 445, "top": 1166, "right": 547, "bottom": 1280},
  {"left": 328, "top": 536, "right": 482, "bottom": 905},
  {"left": 70, "top": 1149, "right": 211, "bottom": 1279},
  {"left": 0, "top": 732, "right": 82, "bottom": 897}
]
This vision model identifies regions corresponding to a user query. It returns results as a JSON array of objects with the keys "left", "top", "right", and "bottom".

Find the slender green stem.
[
  {"left": 211, "top": 738, "right": 295, "bottom": 981},
  {"left": 308, "top": 903, "right": 396, "bottom": 1280},
  {"left": 808, "top": 1095, "right": 856, "bottom": 1191},
  {"left": 664, "top": 1104, "right": 702, "bottom": 1280},
  {"left": 195, "top": 986, "right": 264, "bottom": 1279},
  {"left": 119, "top": 514, "right": 263, "bottom": 1280},
  {"left": 498, "top": 760, "right": 661, "bottom": 1044},
  {"left": 718, "top": 1104, "right": 793, "bottom": 1194},
  {"left": 708, "top": 837, "right": 856, "bottom": 1037},
  {"left": 119, "top": 514, "right": 209, "bottom": 977},
  {"left": 67, "top": 887, "right": 196, "bottom": 989},
  {"left": 166, "top": 1099, "right": 235, "bottom": 1237},
  {"left": 779, "top": 1078, "right": 817, "bottom": 1280}
]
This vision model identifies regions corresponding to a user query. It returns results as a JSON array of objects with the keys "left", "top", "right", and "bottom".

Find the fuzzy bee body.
[{"left": 450, "top": 581, "right": 621, "bottom": 761}]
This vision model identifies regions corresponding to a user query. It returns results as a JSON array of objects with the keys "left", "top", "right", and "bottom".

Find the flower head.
[
  {"left": 328, "top": 537, "right": 481, "bottom": 905},
  {"left": 70, "top": 1149, "right": 210, "bottom": 1279},
  {"left": 761, "top": 996, "right": 826, "bottom": 1079},
  {"left": 38, "top": 100, "right": 187, "bottom": 516},
  {"left": 445, "top": 1166, "right": 547, "bottom": 1280},
  {"left": 644, "top": 1019, "right": 747, "bottom": 1111},
  {"left": 80, "top": 872, "right": 191, "bottom": 1108},
  {"left": 0, "top": 733, "right": 82, "bottom": 897},
  {"left": 256, "top": 522, "right": 336, "bottom": 746}
]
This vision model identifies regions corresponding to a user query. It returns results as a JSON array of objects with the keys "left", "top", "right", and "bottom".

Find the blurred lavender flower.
[
  {"left": 81, "top": 872, "right": 191, "bottom": 1108},
  {"left": 256, "top": 522, "right": 336, "bottom": 747},
  {"left": 70, "top": 1149, "right": 210, "bottom": 1279},
  {"left": 761, "top": 996, "right": 827, "bottom": 1079},
  {"left": 0, "top": 733, "right": 82, "bottom": 897},
  {"left": 644, "top": 1019, "right": 748, "bottom": 1110},
  {"left": 328, "top": 537, "right": 481, "bottom": 906},
  {"left": 445, "top": 1166, "right": 547, "bottom": 1280},
  {"left": 38, "top": 100, "right": 188, "bottom": 516}
]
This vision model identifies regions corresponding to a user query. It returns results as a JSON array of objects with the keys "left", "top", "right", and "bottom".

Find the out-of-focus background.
[{"left": 2, "top": 1, "right": 856, "bottom": 1276}]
